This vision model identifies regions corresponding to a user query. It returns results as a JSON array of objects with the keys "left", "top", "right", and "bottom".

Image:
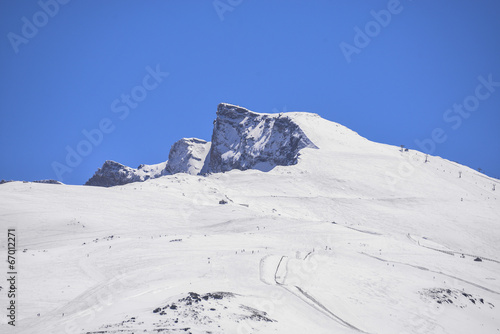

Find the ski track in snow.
[
  {"left": 292, "top": 285, "right": 370, "bottom": 334},
  {"left": 407, "top": 233, "right": 500, "bottom": 264},
  {"left": 361, "top": 252, "right": 500, "bottom": 295},
  {"left": 273, "top": 255, "right": 369, "bottom": 333}
]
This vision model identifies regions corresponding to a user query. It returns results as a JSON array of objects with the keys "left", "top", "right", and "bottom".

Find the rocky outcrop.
[
  {"left": 1, "top": 179, "right": 63, "bottom": 185},
  {"left": 33, "top": 179, "right": 63, "bottom": 185},
  {"left": 84, "top": 138, "right": 209, "bottom": 187},
  {"left": 204, "top": 103, "right": 317, "bottom": 173},
  {"left": 167, "top": 138, "right": 211, "bottom": 175},
  {"left": 85, "top": 103, "right": 318, "bottom": 187},
  {"left": 85, "top": 160, "right": 169, "bottom": 187}
]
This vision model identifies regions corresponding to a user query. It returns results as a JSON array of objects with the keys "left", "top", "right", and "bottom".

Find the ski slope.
[{"left": 0, "top": 109, "right": 499, "bottom": 333}]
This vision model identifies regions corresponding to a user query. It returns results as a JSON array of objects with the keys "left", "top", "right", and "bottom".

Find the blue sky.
[{"left": 1, "top": 0, "right": 499, "bottom": 185}]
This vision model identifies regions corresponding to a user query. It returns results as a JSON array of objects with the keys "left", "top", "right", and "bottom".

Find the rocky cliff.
[
  {"left": 85, "top": 103, "right": 318, "bottom": 187},
  {"left": 204, "top": 103, "right": 317, "bottom": 173},
  {"left": 84, "top": 160, "right": 168, "bottom": 187},
  {"left": 85, "top": 138, "right": 209, "bottom": 187},
  {"left": 167, "top": 138, "right": 211, "bottom": 175}
]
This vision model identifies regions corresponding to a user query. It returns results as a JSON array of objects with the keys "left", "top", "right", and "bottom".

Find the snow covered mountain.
[
  {"left": 1, "top": 104, "right": 499, "bottom": 334},
  {"left": 203, "top": 103, "right": 318, "bottom": 173},
  {"left": 85, "top": 103, "right": 317, "bottom": 186}
]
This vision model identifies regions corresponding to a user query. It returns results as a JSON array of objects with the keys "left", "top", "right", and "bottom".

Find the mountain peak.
[
  {"left": 85, "top": 103, "right": 319, "bottom": 186},
  {"left": 216, "top": 102, "right": 263, "bottom": 118},
  {"left": 207, "top": 103, "right": 318, "bottom": 173}
]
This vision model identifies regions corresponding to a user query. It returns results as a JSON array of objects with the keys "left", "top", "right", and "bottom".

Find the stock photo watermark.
[
  {"left": 213, "top": 0, "right": 243, "bottom": 21},
  {"left": 415, "top": 74, "right": 500, "bottom": 154},
  {"left": 7, "top": 0, "right": 71, "bottom": 54},
  {"left": 385, "top": 73, "right": 499, "bottom": 190},
  {"left": 5, "top": 228, "right": 17, "bottom": 327},
  {"left": 63, "top": 271, "right": 132, "bottom": 334},
  {"left": 271, "top": 105, "right": 287, "bottom": 114},
  {"left": 339, "top": 0, "right": 406, "bottom": 64},
  {"left": 51, "top": 64, "right": 169, "bottom": 181}
]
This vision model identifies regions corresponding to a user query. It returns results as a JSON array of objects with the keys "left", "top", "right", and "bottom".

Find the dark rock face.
[
  {"left": 204, "top": 103, "right": 317, "bottom": 173},
  {"left": 33, "top": 179, "right": 63, "bottom": 185},
  {"left": 1, "top": 179, "right": 62, "bottom": 185},
  {"left": 85, "top": 103, "right": 318, "bottom": 187},
  {"left": 85, "top": 160, "right": 169, "bottom": 187},
  {"left": 85, "top": 160, "right": 138, "bottom": 187}
]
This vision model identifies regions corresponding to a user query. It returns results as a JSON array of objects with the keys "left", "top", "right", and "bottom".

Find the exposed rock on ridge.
[
  {"left": 204, "top": 103, "right": 318, "bottom": 173},
  {"left": 85, "top": 138, "right": 209, "bottom": 187},
  {"left": 85, "top": 103, "right": 318, "bottom": 187},
  {"left": 167, "top": 138, "right": 210, "bottom": 175},
  {"left": 84, "top": 160, "right": 168, "bottom": 187},
  {"left": 1, "top": 179, "right": 63, "bottom": 185}
]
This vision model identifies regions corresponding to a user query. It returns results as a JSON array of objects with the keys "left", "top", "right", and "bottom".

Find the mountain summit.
[
  {"left": 85, "top": 103, "right": 318, "bottom": 187},
  {"left": 204, "top": 103, "right": 317, "bottom": 173},
  {"left": 2, "top": 102, "right": 499, "bottom": 334}
]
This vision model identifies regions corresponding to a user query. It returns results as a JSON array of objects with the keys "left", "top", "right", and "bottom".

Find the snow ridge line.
[
  {"left": 407, "top": 234, "right": 500, "bottom": 264},
  {"left": 331, "top": 221, "right": 381, "bottom": 236},
  {"left": 361, "top": 252, "right": 500, "bottom": 295}
]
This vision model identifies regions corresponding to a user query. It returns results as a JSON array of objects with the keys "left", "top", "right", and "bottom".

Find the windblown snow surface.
[{"left": 1, "top": 108, "right": 499, "bottom": 334}]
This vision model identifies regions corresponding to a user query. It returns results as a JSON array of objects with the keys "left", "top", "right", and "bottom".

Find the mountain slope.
[{"left": 1, "top": 105, "right": 499, "bottom": 334}]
